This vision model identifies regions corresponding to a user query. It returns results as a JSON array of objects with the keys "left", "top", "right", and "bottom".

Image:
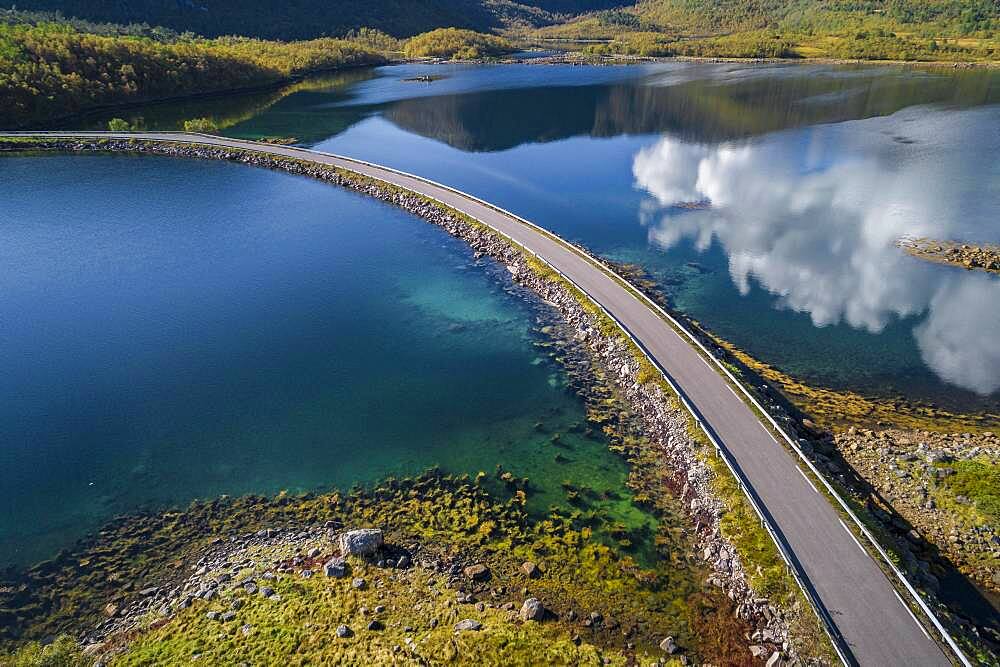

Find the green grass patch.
[{"left": 938, "top": 457, "right": 1000, "bottom": 525}]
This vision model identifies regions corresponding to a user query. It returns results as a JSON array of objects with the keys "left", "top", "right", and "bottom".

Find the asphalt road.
[{"left": 10, "top": 133, "right": 951, "bottom": 665}]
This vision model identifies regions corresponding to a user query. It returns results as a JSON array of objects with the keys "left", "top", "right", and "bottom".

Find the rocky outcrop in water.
[{"left": 898, "top": 237, "right": 1000, "bottom": 274}]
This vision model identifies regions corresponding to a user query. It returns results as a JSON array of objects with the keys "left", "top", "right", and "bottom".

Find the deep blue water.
[{"left": 0, "top": 154, "right": 648, "bottom": 565}]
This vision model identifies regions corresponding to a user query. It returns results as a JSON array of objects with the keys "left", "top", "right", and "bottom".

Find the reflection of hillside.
[
  {"left": 382, "top": 68, "right": 999, "bottom": 151},
  {"left": 76, "top": 70, "right": 375, "bottom": 142}
]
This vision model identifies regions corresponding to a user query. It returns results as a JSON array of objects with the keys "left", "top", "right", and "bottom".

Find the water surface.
[{"left": 104, "top": 60, "right": 998, "bottom": 411}]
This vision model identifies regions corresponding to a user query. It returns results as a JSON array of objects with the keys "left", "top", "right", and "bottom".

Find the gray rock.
[
  {"left": 454, "top": 619, "right": 482, "bottom": 632},
  {"left": 520, "top": 597, "right": 545, "bottom": 621},
  {"left": 324, "top": 558, "right": 347, "bottom": 578},
  {"left": 463, "top": 564, "right": 490, "bottom": 581},
  {"left": 521, "top": 561, "right": 540, "bottom": 578},
  {"left": 220, "top": 611, "right": 236, "bottom": 622},
  {"left": 243, "top": 582, "right": 258, "bottom": 595},
  {"left": 352, "top": 577, "right": 366, "bottom": 590},
  {"left": 338, "top": 529, "right": 383, "bottom": 556},
  {"left": 659, "top": 636, "right": 678, "bottom": 654},
  {"left": 307, "top": 547, "right": 321, "bottom": 558},
  {"left": 300, "top": 569, "right": 314, "bottom": 579},
  {"left": 336, "top": 624, "right": 352, "bottom": 638},
  {"left": 260, "top": 586, "right": 274, "bottom": 598},
  {"left": 367, "top": 620, "right": 384, "bottom": 631},
  {"left": 206, "top": 611, "right": 220, "bottom": 621}
]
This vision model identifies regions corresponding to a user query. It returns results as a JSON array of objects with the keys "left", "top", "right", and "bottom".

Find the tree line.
[{"left": 0, "top": 21, "right": 387, "bottom": 127}]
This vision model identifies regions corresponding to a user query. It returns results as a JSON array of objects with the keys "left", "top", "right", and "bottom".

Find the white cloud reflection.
[{"left": 632, "top": 106, "right": 1000, "bottom": 395}]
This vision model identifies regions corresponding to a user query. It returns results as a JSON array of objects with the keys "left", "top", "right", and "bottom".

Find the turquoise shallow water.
[
  {"left": 0, "top": 153, "right": 652, "bottom": 566},
  {"left": 69, "top": 61, "right": 1000, "bottom": 411}
]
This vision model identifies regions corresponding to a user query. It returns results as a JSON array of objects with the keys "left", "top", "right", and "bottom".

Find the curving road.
[{"left": 6, "top": 132, "right": 953, "bottom": 666}]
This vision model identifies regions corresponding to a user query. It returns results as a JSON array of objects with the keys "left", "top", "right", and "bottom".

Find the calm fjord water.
[
  {"left": 83, "top": 60, "right": 999, "bottom": 411},
  {"left": 1, "top": 155, "right": 649, "bottom": 565}
]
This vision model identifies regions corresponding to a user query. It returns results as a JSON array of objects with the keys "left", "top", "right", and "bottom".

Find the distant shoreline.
[
  {"left": 14, "top": 52, "right": 997, "bottom": 131},
  {"left": 497, "top": 50, "right": 1000, "bottom": 70}
]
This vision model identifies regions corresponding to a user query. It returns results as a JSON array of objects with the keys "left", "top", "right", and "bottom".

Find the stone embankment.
[
  {"left": 898, "top": 237, "right": 1000, "bottom": 274},
  {"left": 2, "top": 137, "right": 812, "bottom": 664}
]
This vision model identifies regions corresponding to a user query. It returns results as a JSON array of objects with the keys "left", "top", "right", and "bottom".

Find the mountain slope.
[{"left": 5, "top": 0, "right": 631, "bottom": 39}]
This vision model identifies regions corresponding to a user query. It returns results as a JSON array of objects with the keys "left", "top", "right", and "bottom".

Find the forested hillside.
[
  {"left": 0, "top": 21, "right": 386, "bottom": 126},
  {"left": 532, "top": 0, "right": 998, "bottom": 60},
  {"left": 4, "top": 0, "right": 630, "bottom": 39}
]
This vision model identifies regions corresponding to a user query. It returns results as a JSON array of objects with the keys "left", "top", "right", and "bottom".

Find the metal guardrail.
[{"left": 3, "top": 132, "right": 970, "bottom": 665}]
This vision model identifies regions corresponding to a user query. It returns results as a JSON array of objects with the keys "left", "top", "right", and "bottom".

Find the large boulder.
[
  {"left": 338, "top": 529, "right": 383, "bottom": 556},
  {"left": 520, "top": 597, "right": 545, "bottom": 622}
]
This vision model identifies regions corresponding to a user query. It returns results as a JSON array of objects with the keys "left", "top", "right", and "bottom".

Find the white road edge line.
[
  {"left": 796, "top": 466, "right": 819, "bottom": 494},
  {"left": 894, "top": 590, "right": 931, "bottom": 640},
  {"left": 758, "top": 421, "right": 778, "bottom": 442},
  {"left": 838, "top": 518, "right": 867, "bottom": 554}
]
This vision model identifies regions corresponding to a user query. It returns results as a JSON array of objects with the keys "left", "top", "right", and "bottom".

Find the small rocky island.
[{"left": 898, "top": 237, "right": 1000, "bottom": 273}]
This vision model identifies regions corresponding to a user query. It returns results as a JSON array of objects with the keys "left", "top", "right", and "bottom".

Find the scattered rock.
[
  {"left": 521, "top": 561, "right": 540, "bottom": 578},
  {"left": 463, "top": 564, "right": 490, "bottom": 581},
  {"left": 659, "top": 636, "right": 679, "bottom": 654},
  {"left": 336, "top": 624, "right": 352, "bottom": 638},
  {"left": 323, "top": 558, "right": 347, "bottom": 578},
  {"left": 454, "top": 619, "right": 483, "bottom": 632},
  {"left": 352, "top": 577, "right": 366, "bottom": 590}
]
